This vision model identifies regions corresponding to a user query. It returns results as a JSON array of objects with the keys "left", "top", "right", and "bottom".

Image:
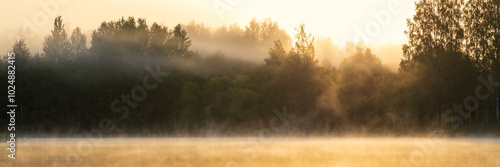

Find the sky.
[{"left": 0, "top": 0, "right": 416, "bottom": 61}]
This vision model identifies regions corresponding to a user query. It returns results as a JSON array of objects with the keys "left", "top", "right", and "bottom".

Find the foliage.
[{"left": 2, "top": 7, "right": 500, "bottom": 137}]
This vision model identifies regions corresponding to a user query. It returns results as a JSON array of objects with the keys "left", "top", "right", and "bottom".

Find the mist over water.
[
  {"left": 3, "top": 0, "right": 500, "bottom": 166},
  {"left": 1, "top": 137, "right": 499, "bottom": 167}
]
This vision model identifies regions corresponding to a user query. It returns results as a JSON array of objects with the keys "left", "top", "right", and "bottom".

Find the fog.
[
  {"left": 3, "top": 0, "right": 500, "bottom": 166},
  {"left": 182, "top": 19, "right": 403, "bottom": 71},
  {"left": 2, "top": 138, "right": 499, "bottom": 166},
  {"left": 1, "top": 18, "right": 402, "bottom": 72},
  {"left": 0, "top": 16, "right": 456, "bottom": 136}
]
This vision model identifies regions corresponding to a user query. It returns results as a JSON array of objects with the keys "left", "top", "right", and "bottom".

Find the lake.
[{"left": 1, "top": 137, "right": 499, "bottom": 166}]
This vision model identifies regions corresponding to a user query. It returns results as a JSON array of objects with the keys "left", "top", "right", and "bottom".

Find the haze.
[
  {"left": 4, "top": 0, "right": 500, "bottom": 166},
  {"left": 1, "top": 0, "right": 415, "bottom": 70}
]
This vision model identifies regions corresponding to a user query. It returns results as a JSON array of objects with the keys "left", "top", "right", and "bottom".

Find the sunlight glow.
[{"left": 1, "top": 0, "right": 415, "bottom": 54}]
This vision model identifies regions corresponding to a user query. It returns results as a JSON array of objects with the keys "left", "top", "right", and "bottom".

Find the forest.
[{"left": 1, "top": 0, "right": 500, "bottom": 137}]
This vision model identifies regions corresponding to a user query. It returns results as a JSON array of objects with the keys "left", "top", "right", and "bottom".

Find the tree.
[
  {"left": 148, "top": 23, "right": 171, "bottom": 58},
  {"left": 12, "top": 39, "right": 31, "bottom": 63},
  {"left": 243, "top": 18, "right": 261, "bottom": 45},
  {"left": 339, "top": 46, "right": 396, "bottom": 128},
  {"left": 464, "top": 0, "right": 500, "bottom": 123},
  {"left": 402, "top": 0, "right": 482, "bottom": 131},
  {"left": 288, "top": 24, "right": 317, "bottom": 69},
  {"left": 243, "top": 18, "right": 292, "bottom": 50},
  {"left": 265, "top": 40, "right": 286, "bottom": 67},
  {"left": 43, "top": 16, "right": 71, "bottom": 64},
  {"left": 260, "top": 24, "right": 324, "bottom": 132},
  {"left": 315, "top": 37, "right": 338, "bottom": 69},
  {"left": 168, "top": 24, "right": 192, "bottom": 57},
  {"left": 70, "top": 27, "right": 87, "bottom": 58}
]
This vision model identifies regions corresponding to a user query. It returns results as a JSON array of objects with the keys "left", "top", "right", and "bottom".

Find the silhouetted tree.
[
  {"left": 43, "top": 16, "right": 71, "bottom": 64},
  {"left": 70, "top": 27, "right": 87, "bottom": 58},
  {"left": 168, "top": 24, "right": 192, "bottom": 57}
]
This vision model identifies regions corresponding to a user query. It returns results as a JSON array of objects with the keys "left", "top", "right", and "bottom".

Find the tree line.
[{"left": 1, "top": 0, "right": 500, "bottom": 137}]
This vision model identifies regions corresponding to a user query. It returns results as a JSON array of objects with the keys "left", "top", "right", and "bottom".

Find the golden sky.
[{"left": 1, "top": 0, "right": 416, "bottom": 54}]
